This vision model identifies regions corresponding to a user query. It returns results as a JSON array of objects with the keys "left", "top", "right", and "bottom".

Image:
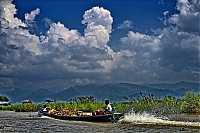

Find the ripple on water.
[{"left": 0, "top": 111, "right": 200, "bottom": 133}]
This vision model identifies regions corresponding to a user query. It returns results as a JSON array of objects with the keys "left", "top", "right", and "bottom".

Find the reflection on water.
[{"left": 0, "top": 111, "right": 199, "bottom": 133}]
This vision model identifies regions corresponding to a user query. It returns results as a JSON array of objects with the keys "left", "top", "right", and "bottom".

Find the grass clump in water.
[{"left": 127, "top": 91, "right": 200, "bottom": 115}]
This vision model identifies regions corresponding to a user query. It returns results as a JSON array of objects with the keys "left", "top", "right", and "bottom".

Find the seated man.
[
  {"left": 92, "top": 100, "right": 113, "bottom": 115},
  {"left": 43, "top": 105, "right": 47, "bottom": 112},
  {"left": 104, "top": 100, "right": 112, "bottom": 114},
  {"left": 42, "top": 105, "right": 50, "bottom": 114}
]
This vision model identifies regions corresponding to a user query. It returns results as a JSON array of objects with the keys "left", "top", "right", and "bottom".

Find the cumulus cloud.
[
  {"left": 82, "top": 6, "right": 113, "bottom": 47},
  {"left": 156, "top": 0, "right": 199, "bottom": 73},
  {"left": 41, "top": 22, "right": 80, "bottom": 47},
  {"left": 119, "top": 0, "right": 199, "bottom": 81},
  {"left": 167, "top": 0, "right": 199, "bottom": 32},
  {"left": 25, "top": 8, "right": 40, "bottom": 22},
  {"left": 0, "top": 3, "right": 115, "bottom": 90},
  {"left": 0, "top": 0, "right": 41, "bottom": 55},
  {"left": 0, "top": 0, "right": 199, "bottom": 91},
  {"left": 82, "top": 6, "right": 113, "bottom": 33},
  {"left": 43, "top": 18, "right": 54, "bottom": 28},
  {"left": 25, "top": 8, "right": 40, "bottom": 29},
  {"left": 0, "top": 0, "right": 26, "bottom": 28},
  {"left": 117, "top": 20, "right": 133, "bottom": 29}
]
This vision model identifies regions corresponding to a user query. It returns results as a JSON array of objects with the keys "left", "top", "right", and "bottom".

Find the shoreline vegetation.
[{"left": 0, "top": 92, "right": 200, "bottom": 116}]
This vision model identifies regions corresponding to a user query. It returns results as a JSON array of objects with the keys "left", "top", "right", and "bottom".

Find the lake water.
[{"left": 0, "top": 111, "right": 199, "bottom": 133}]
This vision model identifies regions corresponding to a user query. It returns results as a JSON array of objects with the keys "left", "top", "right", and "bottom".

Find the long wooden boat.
[{"left": 39, "top": 109, "right": 123, "bottom": 122}]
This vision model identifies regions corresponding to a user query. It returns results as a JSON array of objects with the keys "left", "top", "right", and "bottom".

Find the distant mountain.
[
  {"left": 15, "top": 88, "right": 54, "bottom": 103},
  {"left": 143, "top": 81, "right": 199, "bottom": 92},
  {"left": 0, "top": 81, "right": 199, "bottom": 103},
  {"left": 0, "top": 88, "right": 34, "bottom": 103},
  {"left": 0, "top": 88, "right": 53, "bottom": 103},
  {"left": 50, "top": 86, "right": 80, "bottom": 101},
  {"left": 48, "top": 82, "right": 195, "bottom": 102}
]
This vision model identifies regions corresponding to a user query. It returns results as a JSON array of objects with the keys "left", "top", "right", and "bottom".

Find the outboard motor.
[{"left": 38, "top": 106, "right": 43, "bottom": 117}]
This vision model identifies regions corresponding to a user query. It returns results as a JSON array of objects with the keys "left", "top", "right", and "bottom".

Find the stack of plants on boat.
[
  {"left": 49, "top": 109, "right": 79, "bottom": 116},
  {"left": 42, "top": 96, "right": 104, "bottom": 112}
]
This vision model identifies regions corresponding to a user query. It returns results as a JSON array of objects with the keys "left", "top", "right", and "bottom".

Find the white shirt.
[
  {"left": 43, "top": 108, "right": 47, "bottom": 111},
  {"left": 106, "top": 104, "right": 112, "bottom": 112}
]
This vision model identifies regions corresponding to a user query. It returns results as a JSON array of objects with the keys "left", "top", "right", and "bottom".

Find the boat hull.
[{"left": 42, "top": 112, "right": 123, "bottom": 122}]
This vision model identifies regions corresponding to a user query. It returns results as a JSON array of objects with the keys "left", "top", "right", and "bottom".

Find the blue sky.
[
  {"left": 0, "top": 0, "right": 199, "bottom": 91},
  {"left": 13, "top": 0, "right": 176, "bottom": 50},
  {"left": 13, "top": 0, "right": 175, "bottom": 31}
]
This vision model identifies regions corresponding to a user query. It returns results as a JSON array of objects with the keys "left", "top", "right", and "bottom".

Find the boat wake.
[{"left": 120, "top": 112, "right": 200, "bottom": 127}]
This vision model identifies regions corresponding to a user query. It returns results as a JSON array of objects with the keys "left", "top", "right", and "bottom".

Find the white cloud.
[
  {"left": 82, "top": 6, "right": 113, "bottom": 33},
  {"left": 155, "top": 27, "right": 199, "bottom": 72},
  {"left": 120, "top": 31, "right": 160, "bottom": 53},
  {"left": 161, "top": 11, "right": 169, "bottom": 25},
  {"left": 82, "top": 6, "right": 113, "bottom": 47},
  {"left": 119, "top": 0, "right": 199, "bottom": 78},
  {"left": 25, "top": 8, "right": 40, "bottom": 22},
  {"left": 0, "top": 0, "right": 26, "bottom": 28},
  {"left": 117, "top": 20, "right": 133, "bottom": 29},
  {"left": 167, "top": 0, "right": 199, "bottom": 32},
  {"left": 42, "top": 22, "right": 80, "bottom": 46},
  {"left": 43, "top": 18, "right": 54, "bottom": 28},
  {"left": 0, "top": 0, "right": 41, "bottom": 55},
  {"left": 159, "top": 0, "right": 165, "bottom": 4},
  {"left": 0, "top": 0, "right": 199, "bottom": 91}
]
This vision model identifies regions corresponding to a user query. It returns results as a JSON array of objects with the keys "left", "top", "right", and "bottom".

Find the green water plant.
[
  {"left": 0, "top": 92, "right": 199, "bottom": 115},
  {"left": 0, "top": 96, "right": 9, "bottom": 101}
]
